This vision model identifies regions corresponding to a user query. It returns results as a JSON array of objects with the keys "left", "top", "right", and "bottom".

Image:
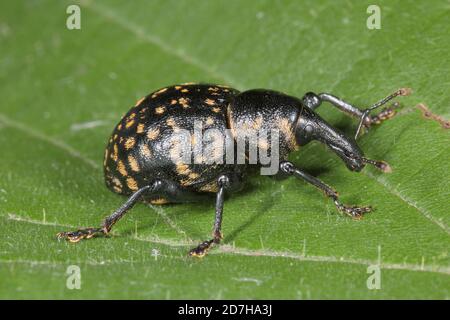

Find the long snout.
[{"left": 315, "top": 120, "right": 365, "bottom": 171}]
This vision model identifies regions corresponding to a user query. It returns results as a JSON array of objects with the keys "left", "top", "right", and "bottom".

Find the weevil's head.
[
  {"left": 232, "top": 89, "right": 390, "bottom": 172},
  {"left": 295, "top": 106, "right": 366, "bottom": 172}
]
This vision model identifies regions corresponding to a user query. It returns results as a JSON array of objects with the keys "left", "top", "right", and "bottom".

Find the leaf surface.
[{"left": 0, "top": 0, "right": 449, "bottom": 299}]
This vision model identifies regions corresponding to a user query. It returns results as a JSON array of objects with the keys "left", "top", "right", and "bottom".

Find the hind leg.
[{"left": 57, "top": 179, "right": 208, "bottom": 242}]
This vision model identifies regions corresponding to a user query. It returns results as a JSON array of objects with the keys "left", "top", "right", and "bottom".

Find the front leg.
[
  {"left": 280, "top": 161, "right": 371, "bottom": 219},
  {"left": 189, "top": 175, "right": 230, "bottom": 257}
]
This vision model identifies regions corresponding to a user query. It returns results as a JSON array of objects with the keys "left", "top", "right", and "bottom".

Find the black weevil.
[{"left": 57, "top": 84, "right": 411, "bottom": 257}]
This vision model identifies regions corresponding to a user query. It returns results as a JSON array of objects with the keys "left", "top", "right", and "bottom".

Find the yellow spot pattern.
[
  {"left": 147, "top": 127, "right": 160, "bottom": 140},
  {"left": 176, "top": 163, "right": 191, "bottom": 175},
  {"left": 258, "top": 139, "right": 269, "bottom": 150},
  {"left": 151, "top": 87, "right": 167, "bottom": 98},
  {"left": 126, "top": 177, "right": 138, "bottom": 191},
  {"left": 124, "top": 137, "right": 136, "bottom": 150},
  {"left": 151, "top": 198, "right": 169, "bottom": 205},
  {"left": 199, "top": 181, "right": 219, "bottom": 193},
  {"left": 279, "top": 118, "right": 297, "bottom": 149},
  {"left": 155, "top": 106, "right": 166, "bottom": 114},
  {"left": 103, "top": 149, "right": 109, "bottom": 166},
  {"left": 117, "top": 160, "right": 128, "bottom": 176},
  {"left": 205, "top": 98, "right": 215, "bottom": 105},
  {"left": 136, "top": 123, "right": 145, "bottom": 134},
  {"left": 166, "top": 117, "right": 176, "bottom": 127},
  {"left": 112, "top": 144, "right": 119, "bottom": 161},
  {"left": 141, "top": 144, "right": 152, "bottom": 158},
  {"left": 178, "top": 97, "right": 190, "bottom": 108},
  {"left": 188, "top": 172, "right": 200, "bottom": 179},
  {"left": 128, "top": 155, "right": 140, "bottom": 172},
  {"left": 112, "top": 176, "right": 123, "bottom": 188},
  {"left": 125, "top": 119, "right": 135, "bottom": 128},
  {"left": 135, "top": 97, "right": 145, "bottom": 107}
]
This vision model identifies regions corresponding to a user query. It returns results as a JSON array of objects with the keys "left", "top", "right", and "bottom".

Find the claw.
[
  {"left": 369, "top": 103, "right": 400, "bottom": 125},
  {"left": 189, "top": 239, "right": 214, "bottom": 258},
  {"left": 362, "top": 158, "right": 392, "bottom": 173},
  {"left": 341, "top": 205, "right": 372, "bottom": 219},
  {"left": 334, "top": 199, "right": 372, "bottom": 219},
  {"left": 56, "top": 227, "right": 105, "bottom": 243}
]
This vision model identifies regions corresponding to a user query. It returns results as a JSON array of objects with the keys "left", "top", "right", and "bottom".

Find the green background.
[{"left": 0, "top": 0, "right": 449, "bottom": 299}]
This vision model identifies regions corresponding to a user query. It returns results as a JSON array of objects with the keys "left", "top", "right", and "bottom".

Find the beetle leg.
[
  {"left": 56, "top": 227, "right": 105, "bottom": 243},
  {"left": 302, "top": 88, "right": 411, "bottom": 139},
  {"left": 189, "top": 175, "right": 230, "bottom": 257},
  {"left": 57, "top": 182, "right": 158, "bottom": 242},
  {"left": 279, "top": 161, "right": 372, "bottom": 219}
]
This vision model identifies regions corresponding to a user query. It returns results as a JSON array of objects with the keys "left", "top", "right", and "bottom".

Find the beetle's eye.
[{"left": 343, "top": 150, "right": 355, "bottom": 158}]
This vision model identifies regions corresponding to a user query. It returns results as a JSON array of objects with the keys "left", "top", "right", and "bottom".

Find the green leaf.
[{"left": 0, "top": 0, "right": 449, "bottom": 299}]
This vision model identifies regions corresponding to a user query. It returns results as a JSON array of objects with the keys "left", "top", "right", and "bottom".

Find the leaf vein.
[
  {"left": 5, "top": 212, "right": 449, "bottom": 275},
  {"left": 82, "top": 0, "right": 243, "bottom": 88}
]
